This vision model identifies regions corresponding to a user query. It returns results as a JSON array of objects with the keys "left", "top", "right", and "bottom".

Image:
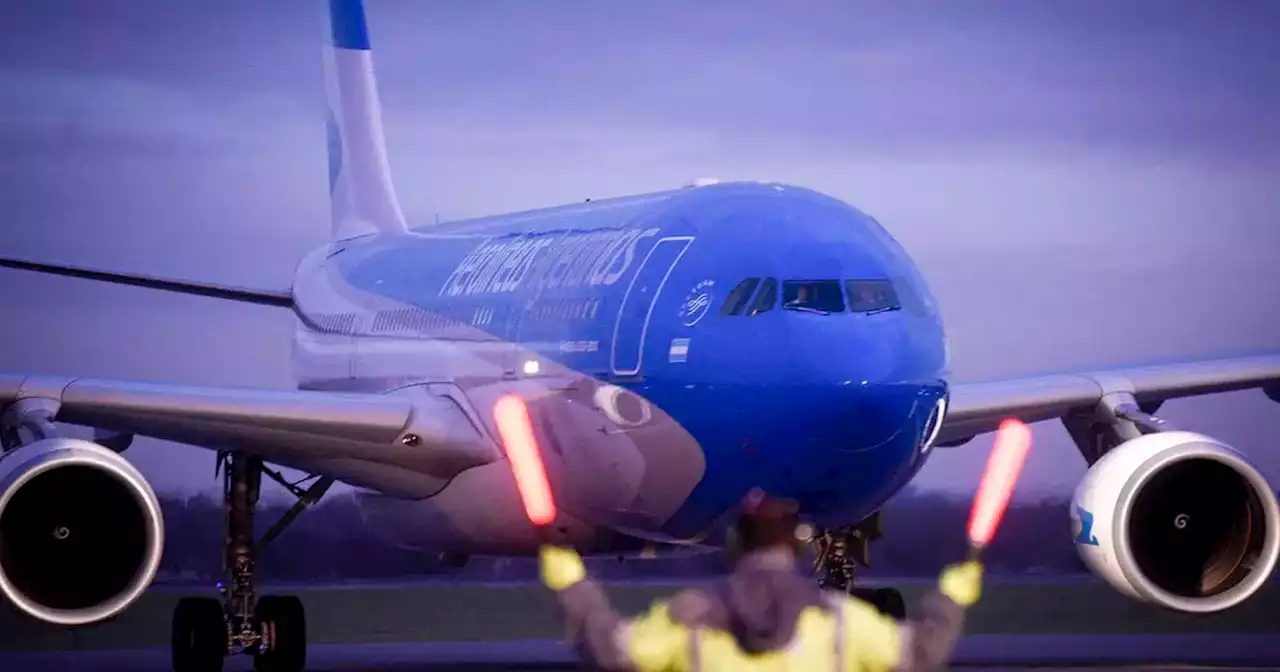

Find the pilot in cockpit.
[
  {"left": 785, "top": 285, "right": 811, "bottom": 310},
  {"left": 853, "top": 284, "right": 879, "bottom": 309}
]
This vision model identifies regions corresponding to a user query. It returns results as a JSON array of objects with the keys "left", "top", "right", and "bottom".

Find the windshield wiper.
[
  {"left": 862, "top": 305, "right": 903, "bottom": 316},
  {"left": 785, "top": 304, "right": 831, "bottom": 315}
]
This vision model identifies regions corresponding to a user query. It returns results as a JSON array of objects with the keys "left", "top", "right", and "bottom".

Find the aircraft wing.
[
  {"left": 0, "top": 373, "right": 503, "bottom": 498},
  {"left": 0, "top": 255, "right": 506, "bottom": 498},
  {"left": 0, "top": 256, "right": 293, "bottom": 307},
  {"left": 937, "top": 353, "right": 1280, "bottom": 446}
]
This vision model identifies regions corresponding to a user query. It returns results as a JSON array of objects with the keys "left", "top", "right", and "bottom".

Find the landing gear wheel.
[
  {"left": 170, "top": 454, "right": 328, "bottom": 672},
  {"left": 869, "top": 587, "right": 906, "bottom": 621},
  {"left": 253, "top": 595, "right": 307, "bottom": 672},
  {"left": 172, "top": 597, "right": 227, "bottom": 672},
  {"left": 849, "top": 586, "right": 906, "bottom": 619}
]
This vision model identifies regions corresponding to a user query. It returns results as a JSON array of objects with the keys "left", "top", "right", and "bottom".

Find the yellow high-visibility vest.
[{"left": 622, "top": 592, "right": 903, "bottom": 672}]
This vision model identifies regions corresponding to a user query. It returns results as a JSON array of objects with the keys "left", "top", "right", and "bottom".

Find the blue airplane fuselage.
[{"left": 292, "top": 181, "right": 950, "bottom": 548}]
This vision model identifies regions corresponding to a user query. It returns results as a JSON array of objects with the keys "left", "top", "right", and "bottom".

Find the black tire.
[
  {"left": 847, "top": 585, "right": 875, "bottom": 601},
  {"left": 172, "top": 597, "right": 227, "bottom": 672},
  {"left": 872, "top": 587, "right": 907, "bottom": 621},
  {"left": 253, "top": 595, "right": 306, "bottom": 672}
]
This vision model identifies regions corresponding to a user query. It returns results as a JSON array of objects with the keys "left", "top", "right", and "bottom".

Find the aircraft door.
[
  {"left": 610, "top": 236, "right": 694, "bottom": 377},
  {"left": 502, "top": 288, "right": 534, "bottom": 378},
  {"left": 494, "top": 233, "right": 545, "bottom": 378}
]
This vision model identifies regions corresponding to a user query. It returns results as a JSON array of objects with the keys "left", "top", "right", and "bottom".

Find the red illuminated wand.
[
  {"left": 965, "top": 418, "right": 1033, "bottom": 560},
  {"left": 492, "top": 394, "right": 558, "bottom": 537}
]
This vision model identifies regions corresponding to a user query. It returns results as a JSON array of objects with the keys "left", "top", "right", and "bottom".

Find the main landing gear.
[
  {"left": 172, "top": 452, "right": 332, "bottom": 672},
  {"left": 810, "top": 512, "right": 907, "bottom": 621}
]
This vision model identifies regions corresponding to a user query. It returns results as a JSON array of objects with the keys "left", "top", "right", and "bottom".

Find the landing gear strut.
[
  {"left": 171, "top": 452, "right": 332, "bottom": 672},
  {"left": 810, "top": 512, "right": 907, "bottom": 620}
]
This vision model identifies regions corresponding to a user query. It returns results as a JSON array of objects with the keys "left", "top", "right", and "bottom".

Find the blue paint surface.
[
  {"left": 329, "top": 0, "right": 372, "bottom": 51},
  {"left": 333, "top": 181, "right": 950, "bottom": 536},
  {"left": 1074, "top": 506, "right": 1101, "bottom": 546}
]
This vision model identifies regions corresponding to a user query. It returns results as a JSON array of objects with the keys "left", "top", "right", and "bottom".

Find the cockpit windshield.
[
  {"left": 747, "top": 278, "right": 777, "bottom": 315},
  {"left": 845, "top": 279, "right": 900, "bottom": 314},
  {"left": 782, "top": 280, "right": 845, "bottom": 314},
  {"left": 717, "top": 276, "right": 903, "bottom": 318},
  {"left": 719, "top": 278, "right": 761, "bottom": 316}
]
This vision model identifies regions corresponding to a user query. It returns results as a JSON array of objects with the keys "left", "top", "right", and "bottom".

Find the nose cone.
[
  {"left": 787, "top": 305, "right": 945, "bottom": 384},
  {"left": 758, "top": 380, "right": 945, "bottom": 509},
  {"left": 649, "top": 264, "right": 951, "bottom": 536},
  {"left": 752, "top": 312, "right": 948, "bottom": 521},
  {"left": 828, "top": 380, "right": 941, "bottom": 452}
]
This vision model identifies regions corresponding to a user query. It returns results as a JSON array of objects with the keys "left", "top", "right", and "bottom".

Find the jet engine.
[
  {"left": 0, "top": 437, "right": 164, "bottom": 625},
  {"left": 1072, "top": 431, "right": 1280, "bottom": 613}
]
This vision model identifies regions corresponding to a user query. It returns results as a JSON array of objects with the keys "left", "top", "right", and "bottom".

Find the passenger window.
[
  {"left": 719, "top": 278, "right": 761, "bottom": 316},
  {"left": 783, "top": 280, "right": 845, "bottom": 314},
  {"left": 746, "top": 278, "right": 777, "bottom": 316},
  {"left": 845, "top": 279, "right": 901, "bottom": 314}
]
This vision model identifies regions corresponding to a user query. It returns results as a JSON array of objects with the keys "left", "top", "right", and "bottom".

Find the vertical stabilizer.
[{"left": 324, "top": 0, "right": 409, "bottom": 240}]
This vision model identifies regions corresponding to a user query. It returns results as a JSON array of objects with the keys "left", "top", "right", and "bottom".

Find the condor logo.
[{"left": 678, "top": 279, "right": 715, "bottom": 327}]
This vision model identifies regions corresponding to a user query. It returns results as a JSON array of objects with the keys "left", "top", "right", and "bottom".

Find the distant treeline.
[{"left": 155, "top": 489, "right": 1089, "bottom": 583}]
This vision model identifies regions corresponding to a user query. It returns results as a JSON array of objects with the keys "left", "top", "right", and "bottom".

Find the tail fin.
[{"left": 324, "top": 0, "right": 410, "bottom": 240}]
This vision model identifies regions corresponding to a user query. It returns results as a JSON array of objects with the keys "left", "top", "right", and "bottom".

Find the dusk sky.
[{"left": 0, "top": 1, "right": 1277, "bottom": 501}]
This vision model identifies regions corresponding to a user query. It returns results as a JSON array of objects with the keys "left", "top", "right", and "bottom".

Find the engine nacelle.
[
  {"left": 0, "top": 437, "right": 164, "bottom": 625},
  {"left": 1072, "top": 431, "right": 1280, "bottom": 613}
]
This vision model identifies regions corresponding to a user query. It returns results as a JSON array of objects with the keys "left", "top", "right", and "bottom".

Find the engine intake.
[
  {"left": 0, "top": 437, "right": 164, "bottom": 625},
  {"left": 1072, "top": 431, "right": 1280, "bottom": 613}
]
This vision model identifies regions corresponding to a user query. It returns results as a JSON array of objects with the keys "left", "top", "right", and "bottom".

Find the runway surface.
[
  {"left": 0, "top": 577, "right": 1277, "bottom": 669},
  {"left": 4, "top": 639, "right": 1280, "bottom": 671}
]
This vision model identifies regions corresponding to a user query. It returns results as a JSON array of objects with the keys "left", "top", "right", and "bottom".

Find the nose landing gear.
[{"left": 810, "top": 512, "right": 907, "bottom": 620}]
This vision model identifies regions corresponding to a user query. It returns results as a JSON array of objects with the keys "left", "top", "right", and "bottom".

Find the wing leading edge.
[
  {"left": 4, "top": 352, "right": 1276, "bottom": 494},
  {"left": 0, "top": 374, "right": 502, "bottom": 498},
  {"left": 0, "top": 256, "right": 293, "bottom": 308},
  {"left": 939, "top": 354, "right": 1280, "bottom": 446}
]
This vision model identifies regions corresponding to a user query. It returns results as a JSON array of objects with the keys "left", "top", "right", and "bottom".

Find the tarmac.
[{"left": 0, "top": 577, "right": 1277, "bottom": 670}]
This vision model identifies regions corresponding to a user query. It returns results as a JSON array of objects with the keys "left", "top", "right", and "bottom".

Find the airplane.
[{"left": 2, "top": 0, "right": 1279, "bottom": 670}]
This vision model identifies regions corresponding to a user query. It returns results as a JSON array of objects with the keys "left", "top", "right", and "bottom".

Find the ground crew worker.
[{"left": 539, "top": 490, "right": 983, "bottom": 671}]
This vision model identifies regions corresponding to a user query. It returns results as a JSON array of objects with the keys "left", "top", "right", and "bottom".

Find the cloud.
[
  {"left": 4, "top": 1, "right": 1278, "bottom": 167},
  {"left": 0, "top": 69, "right": 312, "bottom": 156},
  {"left": 0, "top": 0, "right": 1277, "bottom": 498},
  {"left": 359, "top": 0, "right": 1280, "bottom": 164}
]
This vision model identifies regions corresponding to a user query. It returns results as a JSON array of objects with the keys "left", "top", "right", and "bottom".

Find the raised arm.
[
  {"left": 540, "top": 545, "right": 692, "bottom": 672},
  {"left": 840, "top": 560, "right": 983, "bottom": 672}
]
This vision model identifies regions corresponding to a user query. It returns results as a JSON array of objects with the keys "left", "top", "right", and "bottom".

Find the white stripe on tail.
[{"left": 324, "top": 0, "right": 409, "bottom": 240}]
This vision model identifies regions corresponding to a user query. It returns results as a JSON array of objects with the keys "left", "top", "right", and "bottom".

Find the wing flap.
[
  {"left": 56, "top": 378, "right": 412, "bottom": 446},
  {"left": 940, "top": 354, "right": 1280, "bottom": 445}
]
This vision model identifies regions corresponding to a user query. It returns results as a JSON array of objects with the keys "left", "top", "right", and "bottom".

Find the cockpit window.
[
  {"left": 845, "top": 279, "right": 901, "bottom": 314},
  {"left": 782, "top": 280, "right": 845, "bottom": 314},
  {"left": 746, "top": 278, "right": 777, "bottom": 315},
  {"left": 719, "top": 278, "right": 761, "bottom": 316}
]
